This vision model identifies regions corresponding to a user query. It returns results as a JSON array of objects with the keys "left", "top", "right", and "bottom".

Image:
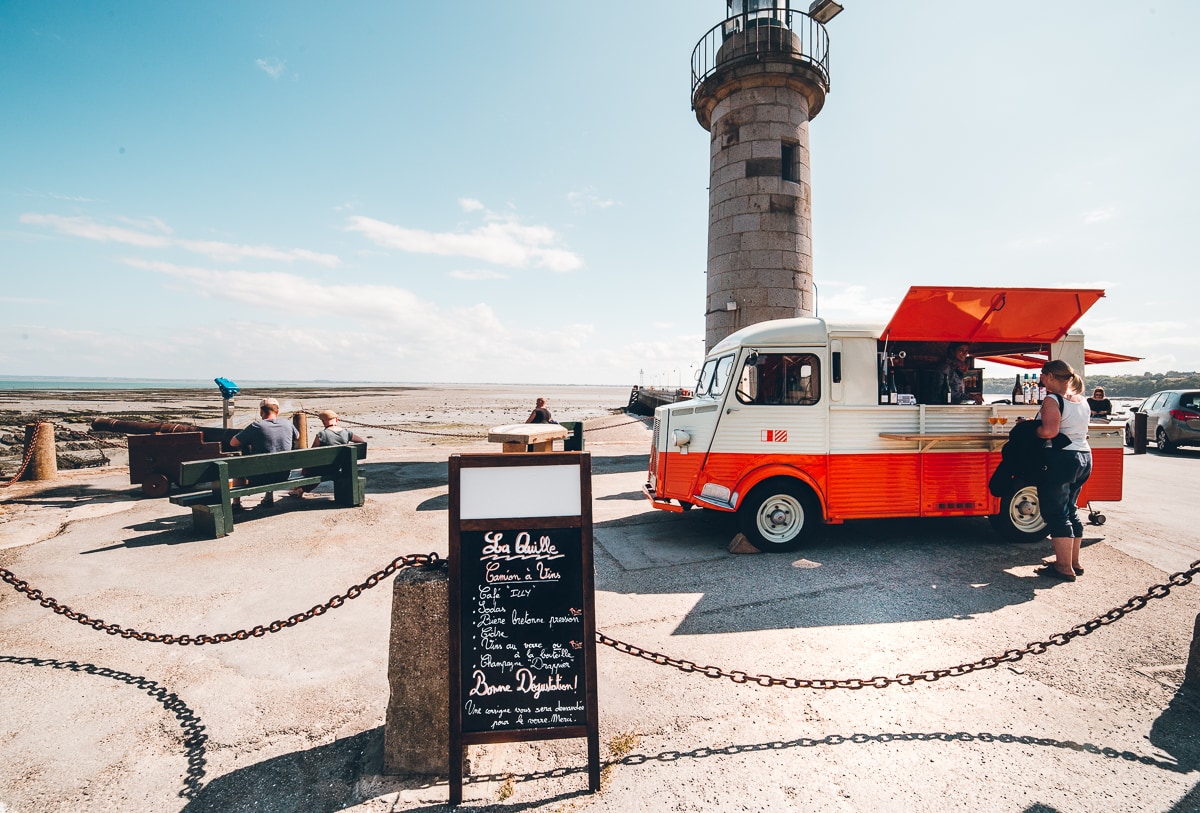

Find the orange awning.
[
  {"left": 882, "top": 286, "right": 1106, "bottom": 343},
  {"left": 976, "top": 348, "right": 1143, "bottom": 369}
]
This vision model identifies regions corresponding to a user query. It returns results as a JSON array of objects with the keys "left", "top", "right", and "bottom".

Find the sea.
[{"left": 0, "top": 376, "right": 403, "bottom": 391}]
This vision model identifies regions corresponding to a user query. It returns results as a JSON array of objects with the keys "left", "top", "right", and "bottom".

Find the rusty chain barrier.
[
  {"left": 0, "top": 421, "right": 42, "bottom": 489},
  {"left": 597, "top": 558, "right": 1200, "bottom": 689},
  {"left": 12, "top": 531, "right": 1189, "bottom": 691},
  {"left": 0, "top": 552, "right": 441, "bottom": 645}
]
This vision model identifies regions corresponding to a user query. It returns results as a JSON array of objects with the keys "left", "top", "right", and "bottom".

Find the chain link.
[
  {"left": 0, "top": 553, "right": 441, "bottom": 645},
  {"left": 597, "top": 558, "right": 1200, "bottom": 690},
  {"left": 1, "top": 421, "right": 42, "bottom": 488}
]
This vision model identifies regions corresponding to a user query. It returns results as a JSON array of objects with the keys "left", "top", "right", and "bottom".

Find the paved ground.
[{"left": 1, "top": 422, "right": 1198, "bottom": 813}]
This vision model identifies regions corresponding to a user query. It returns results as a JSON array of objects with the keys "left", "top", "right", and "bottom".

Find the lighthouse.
[{"left": 692, "top": 0, "right": 841, "bottom": 351}]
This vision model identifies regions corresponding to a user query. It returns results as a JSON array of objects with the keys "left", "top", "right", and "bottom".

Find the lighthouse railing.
[{"left": 691, "top": 10, "right": 831, "bottom": 101}]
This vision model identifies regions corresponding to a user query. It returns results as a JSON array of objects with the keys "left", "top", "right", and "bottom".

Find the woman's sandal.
[{"left": 1037, "top": 564, "right": 1076, "bottom": 582}]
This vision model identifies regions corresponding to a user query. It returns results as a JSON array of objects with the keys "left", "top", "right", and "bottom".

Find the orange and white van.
[{"left": 643, "top": 286, "right": 1127, "bottom": 550}]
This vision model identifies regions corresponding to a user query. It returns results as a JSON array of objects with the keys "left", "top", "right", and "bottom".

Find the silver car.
[{"left": 1124, "top": 390, "right": 1200, "bottom": 452}]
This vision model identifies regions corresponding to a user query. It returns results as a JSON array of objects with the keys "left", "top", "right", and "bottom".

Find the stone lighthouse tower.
[{"left": 692, "top": 0, "right": 841, "bottom": 351}]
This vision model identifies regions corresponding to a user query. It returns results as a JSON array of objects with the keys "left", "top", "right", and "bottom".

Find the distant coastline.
[
  {"left": 0, "top": 377, "right": 617, "bottom": 392},
  {"left": 0, "top": 377, "right": 398, "bottom": 391}
]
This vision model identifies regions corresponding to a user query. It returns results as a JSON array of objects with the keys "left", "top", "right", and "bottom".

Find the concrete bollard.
[
  {"left": 292, "top": 412, "right": 308, "bottom": 449},
  {"left": 1185, "top": 613, "right": 1200, "bottom": 692},
  {"left": 384, "top": 565, "right": 452, "bottom": 775},
  {"left": 22, "top": 422, "right": 56, "bottom": 481}
]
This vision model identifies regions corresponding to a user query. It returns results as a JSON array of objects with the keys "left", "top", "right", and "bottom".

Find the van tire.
[
  {"left": 990, "top": 483, "right": 1049, "bottom": 542},
  {"left": 739, "top": 479, "right": 820, "bottom": 552}
]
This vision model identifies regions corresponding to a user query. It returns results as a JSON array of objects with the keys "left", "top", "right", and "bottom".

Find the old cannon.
[{"left": 91, "top": 418, "right": 240, "bottom": 498}]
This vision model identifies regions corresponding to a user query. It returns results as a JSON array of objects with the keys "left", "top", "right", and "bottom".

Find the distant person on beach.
[
  {"left": 288, "top": 409, "right": 364, "bottom": 498},
  {"left": 1087, "top": 387, "right": 1113, "bottom": 421},
  {"left": 525, "top": 397, "right": 555, "bottom": 424},
  {"left": 229, "top": 397, "right": 298, "bottom": 509}
]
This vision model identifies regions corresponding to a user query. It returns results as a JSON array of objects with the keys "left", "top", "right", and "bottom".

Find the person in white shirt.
[{"left": 1035, "top": 360, "right": 1092, "bottom": 581}]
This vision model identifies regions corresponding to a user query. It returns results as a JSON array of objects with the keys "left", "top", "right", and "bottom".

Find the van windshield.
[{"left": 695, "top": 354, "right": 735, "bottom": 399}]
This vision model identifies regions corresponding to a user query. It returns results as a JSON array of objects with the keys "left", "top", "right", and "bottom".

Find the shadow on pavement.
[
  {"left": 1150, "top": 681, "right": 1200, "bottom": 811},
  {"left": 183, "top": 723, "right": 1193, "bottom": 813},
  {"left": 359, "top": 461, "right": 448, "bottom": 495},
  {"left": 0, "top": 655, "right": 207, "bottom": 801},
  {"left": 183, "top": 727, "right": 380, "bottom": 813},
  {"left": 592, "top": 509, "right": 1069, "bottom": 634}
]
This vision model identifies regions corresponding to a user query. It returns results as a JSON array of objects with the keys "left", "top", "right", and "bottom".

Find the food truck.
[{"left": 642, "top": 287, "right": 1127, "bottom": 551}]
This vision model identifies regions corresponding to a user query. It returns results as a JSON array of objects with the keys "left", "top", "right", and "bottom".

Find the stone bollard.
[
  {"left": 384, "top": 564, "right": 452, "bottom": 775},
  {"left": 292, "top": 412, "right": 308, "bottom": 449},
  {"left": 22, "top": 422, "right": 56, "bottom": 481},
  {"left": 1185, "top": 613, "right": 1200, "bottom": 692}
]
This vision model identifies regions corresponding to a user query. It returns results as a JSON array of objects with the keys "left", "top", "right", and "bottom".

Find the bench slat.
[{"left": 177, "top": 443, "right": 366, "bottom": 488}]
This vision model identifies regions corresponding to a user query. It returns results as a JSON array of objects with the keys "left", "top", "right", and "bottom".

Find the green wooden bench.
[{"left": 169, "top": 443, "right": 366, "bottom": 538}]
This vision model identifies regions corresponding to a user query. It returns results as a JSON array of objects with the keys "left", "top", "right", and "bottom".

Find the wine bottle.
[
  {"left": 888, "top": 372, "right": 898, "bottom": 405},
  {"left": 879, "top": 359, "right": 889, "bottom": 405},
  {"left": 1012, "top": 374, "right": 1024, "bottom": 404}
]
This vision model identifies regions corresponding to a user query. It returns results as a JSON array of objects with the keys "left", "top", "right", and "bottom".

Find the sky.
[{"left": 2, "top": 1, "right": 1197, "bottom": 387}]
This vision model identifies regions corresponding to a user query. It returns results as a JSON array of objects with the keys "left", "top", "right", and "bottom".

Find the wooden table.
[
  {"left": 487, "top": 423, "right": 569, "bottom": 453},
  {"left": 878, "top": 432, "right": 1008, "bottom": 452}
]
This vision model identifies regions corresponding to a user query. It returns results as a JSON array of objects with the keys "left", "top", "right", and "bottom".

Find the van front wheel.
[{"left": 739, "top": 480, "right": 820, "bottom": 552}]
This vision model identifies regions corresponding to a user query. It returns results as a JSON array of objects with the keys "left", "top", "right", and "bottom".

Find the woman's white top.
[{"left": 1043, "top": 395, "right": 1091, "bottom": 452}]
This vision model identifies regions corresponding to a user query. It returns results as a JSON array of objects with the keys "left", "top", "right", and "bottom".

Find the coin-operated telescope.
[{"left": 215, "top": 377, "right": 240, "bottom": 429}]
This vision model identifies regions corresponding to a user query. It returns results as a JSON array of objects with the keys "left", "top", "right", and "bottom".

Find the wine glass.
[{"left": 988, "top": 416, "right": 999, "bottom": 433}]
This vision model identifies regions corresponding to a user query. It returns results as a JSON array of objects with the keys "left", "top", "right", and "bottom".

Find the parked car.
[{"left": 1124, "top": 390, "right": 1200, "bottom": 452}]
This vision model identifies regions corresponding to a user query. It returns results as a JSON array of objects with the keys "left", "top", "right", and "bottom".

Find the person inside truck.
[
  {"left": 939, "top": 343, "right": 981, "bottom": 404},
  {"left": 1087, "top": 387, "right": 1113, "bottom": 420}
]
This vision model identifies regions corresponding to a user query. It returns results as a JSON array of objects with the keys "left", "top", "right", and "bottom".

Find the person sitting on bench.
[
  {"left": 288, "top": 409, "right": 364, "bottom": 498},
  {"left": 229, "top": 397, "right": 298, "bottom": 510}
]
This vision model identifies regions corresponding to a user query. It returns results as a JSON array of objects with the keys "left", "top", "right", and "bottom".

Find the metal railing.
[{"left": 691, "top": 9, "right": 831, "bottom": 103}]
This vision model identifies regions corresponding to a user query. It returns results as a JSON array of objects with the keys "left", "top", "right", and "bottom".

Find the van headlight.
[{"left": 672, "top": 429, "right": 692, "bottom": 448}]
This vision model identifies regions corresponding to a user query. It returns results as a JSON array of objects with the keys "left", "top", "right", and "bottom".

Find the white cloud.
[
  {"left": 449, "top": 269, "right": 510, "bottom": 281},
  {"left": 117, "top": 214, "right": 173, "bottom": 234},
  {"left": 458, "top": 198, "right": 484, "bottom": 212},
  {"left": 345, "top": 208, "right": 583, "bottom": 272},
  {"left": 21, "top": 213, "right": 171, "bottom": 247},
  {"left": 567, "top": 188, "right": 618, "bottom": 210},
  {"left": 20, "top": 213, "right": 340, "bottom": 267},
  {"left": 96, "top": 260, "right": 620, "bottom": 382},
  {"left": 256, "top": 57, "right": 286, "bottom": 79},
  {"left": 814, "top": 282, "right": 899, "bottom": 323}
]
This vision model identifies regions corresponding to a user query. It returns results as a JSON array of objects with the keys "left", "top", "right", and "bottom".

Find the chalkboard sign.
[{"left": 448, "top": 453, "right": 599, "bottom": 806}]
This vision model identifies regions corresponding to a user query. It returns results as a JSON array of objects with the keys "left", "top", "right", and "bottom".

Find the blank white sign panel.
[{"left": 460, "top": 464, "right": 582, "bottom": 519}]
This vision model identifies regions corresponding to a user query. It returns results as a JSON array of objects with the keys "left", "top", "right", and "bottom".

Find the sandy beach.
[{"left": 0, "top": 383, "right": 640, "bottom": 477}]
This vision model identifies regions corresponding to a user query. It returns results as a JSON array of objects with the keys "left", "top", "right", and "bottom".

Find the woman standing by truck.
[{"left": 1035, "top": 359, "right": 1092, "bottom": 581}]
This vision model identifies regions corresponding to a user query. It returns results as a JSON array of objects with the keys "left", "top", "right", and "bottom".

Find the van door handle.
[{"left": 726, "top": 407, "right": 739, "bottom": 414}]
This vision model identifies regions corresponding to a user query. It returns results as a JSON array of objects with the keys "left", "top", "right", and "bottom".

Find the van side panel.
[
  {"left": 920, "top": 452, "right": 997, "bottom": 515},
  {"left": 826, "top": 454, "right": 921, "bottom": 517}
]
